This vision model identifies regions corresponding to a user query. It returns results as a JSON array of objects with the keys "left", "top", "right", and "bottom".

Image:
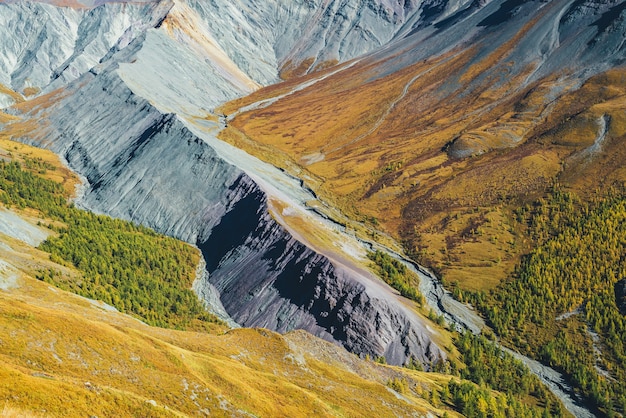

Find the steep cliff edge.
[{"left": 8, "top": 56, "right": 444, "bottom": 365}]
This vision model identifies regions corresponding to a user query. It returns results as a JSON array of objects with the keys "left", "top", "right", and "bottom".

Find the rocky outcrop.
[
  {"left": 0, "top": 1, "right": 171, "bottom": 94},
  {"left": 0, "top": 0, "right": 479, "bottom": 98},
  {"left": 23, "top": 69, "right": 242, "bottom": 244},
  {"left": 199, "top": 186, "right": 441, "bottom": 365},
  {"left": 13, "top": 60, "right": 444, "bottom": 366}
]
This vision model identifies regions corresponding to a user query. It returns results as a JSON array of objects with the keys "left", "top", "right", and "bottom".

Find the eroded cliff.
[{"left": 6, "top": 27, "right": 444, "bottom": 365}]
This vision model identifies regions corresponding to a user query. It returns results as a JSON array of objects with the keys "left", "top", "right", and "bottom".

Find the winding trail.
[
  {"left": 226, "top": 58, "right": 363, "bottom": 119},
  {"left": 322, "top": 56, "right": 455, "bottom": 157}
]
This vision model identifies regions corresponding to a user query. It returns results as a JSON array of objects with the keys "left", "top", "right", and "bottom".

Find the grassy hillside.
[
  {"left": 0, "top": 274, "right": 459, "bottom": 417},
  {"left": 0, "top": 267, "right": 556, "bottom": 417},
  {"left": 220, "top": 56, "right": 626, "bottom": 294}
]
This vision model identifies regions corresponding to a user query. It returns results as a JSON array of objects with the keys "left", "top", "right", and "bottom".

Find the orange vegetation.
[{"left": 221, "top": 37, "right": 626, "bottom": 291}]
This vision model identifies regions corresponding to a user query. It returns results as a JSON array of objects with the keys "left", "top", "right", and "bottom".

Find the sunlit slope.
[
  {"left": 0, "top": 279, "right": 457, "bottom": 417},
  {"left": 222, "top": 0, "right": 626, "bottom": 290}
]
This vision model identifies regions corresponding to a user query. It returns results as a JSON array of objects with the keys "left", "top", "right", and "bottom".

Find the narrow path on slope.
[
  {"left": 321, "top": 56, "right": 456, "bottom": 157},
  {"left": 225, "top": 58, "right": 363, "bottom": 119}
]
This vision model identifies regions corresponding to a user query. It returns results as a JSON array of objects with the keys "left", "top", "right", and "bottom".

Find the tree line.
[
  {"left": 0, "top": 159, "right": 221, "bottom": 330},
  {"left": 463, "top": 188, "right": 626, "bottom": 415}
]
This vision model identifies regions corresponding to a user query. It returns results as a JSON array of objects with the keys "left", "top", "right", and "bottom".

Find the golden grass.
[
  {"left": 531, "top": 68, "right": 626, "bottom": 193},
  {"left": 0, "top": 268, "right": 462, "bottom": 417},
  {"left": 0, "top": 84, "right": 23, "bottom": 104},
  {"left": 279, "top": 57, "right": 316, "bottom": 80},
  {"left": 279, "top": 58, "right": 340, "bottom": 80},
  {"left": 22, "top": 87, "right": 40, "bottom": 98},
  {"left": 0, "top": 137, "right": 80, "bottom": 198},
  {"left": 414, "top": 207, "right": 522, "bottom": 291},
  {"left": 0, "top": 112, "right": 19, "bottom": 125}
]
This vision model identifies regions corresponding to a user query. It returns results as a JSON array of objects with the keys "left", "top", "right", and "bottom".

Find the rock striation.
[
  {"left": 9, "top": 19, "right": 444, "bottom": 365},
  {"left": 0, "top": 0, "right": 478, "bottom": 97},
  {"left": 0, "top": 1, "right": 171, "bottom": 95}
]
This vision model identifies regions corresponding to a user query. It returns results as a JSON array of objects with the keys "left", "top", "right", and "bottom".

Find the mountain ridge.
[
  {"left": 4, "top": 33, "right": 448, "bottom": 366},
  {"left": 2, "top": 0, "right": 626, "bottom": 415}
]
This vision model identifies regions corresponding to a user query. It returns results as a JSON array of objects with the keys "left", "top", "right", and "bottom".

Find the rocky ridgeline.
[
  {"left": 0, "top": 0, "right": 475, "bottom": 367},
  {"left": 0, "top": 1, "right": 172, "bottom": 99},
  {"left": 0, "top": 0, "right": 472, "bottom": 96},
  {"left": 13, "top": 54, "right": 443, "bottom": 365}
]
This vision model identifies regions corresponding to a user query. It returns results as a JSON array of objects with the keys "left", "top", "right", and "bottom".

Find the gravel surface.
[{"left": 0, "top": 208, "right": 49, "bottom": 246}]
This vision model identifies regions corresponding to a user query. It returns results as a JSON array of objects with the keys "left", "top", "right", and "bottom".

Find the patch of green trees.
[
  {"left": 465, "top": 188, "right": 626, "bottom": 415},
  {"left": 445, "top": 380, "right": 550, "bottom": 418},
  {"left": 368, "top": 250, "right": 424, "bottom": 305},
  {"left": 0, "top": 159, "right": 220, "bottom": 330},
  {"left": 449, "top": 332, "right": 561, "bottom": 417}
]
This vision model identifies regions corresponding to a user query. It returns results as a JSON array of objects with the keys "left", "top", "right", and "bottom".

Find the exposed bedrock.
[
  {"left": 199, "top": 186, "right": 442, "bottom": 365},
  {"left": 0, "top": 0, "right": 172, "bottom": 95},
  {"left": 15, "top": 69, "right": 444, "bottom": 366}
]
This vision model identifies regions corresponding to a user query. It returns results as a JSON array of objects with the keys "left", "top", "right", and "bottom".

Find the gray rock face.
[
  {"left": 27, "top": 71, "right": 241, "bottom": 244},
  {"left": 0, "top": 208, "right": 50, "bottom": 247},
  {"left": 15, "top": 57, "right": 443, "bottom": 365},
  {"left": 0, "top": 1, "right": 171, "bottom": 94},
  {"left": 199, "top": 191, "right": 441, "bottom": 365},
  {"left": 0, "top": 0, "right": 476, "bottom": 99}
]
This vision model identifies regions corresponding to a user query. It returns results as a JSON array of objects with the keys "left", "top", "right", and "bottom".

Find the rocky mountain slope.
[
  {"left": 2, "top": 0, "right": 626, "bottom": 415},
  {"left": 0, "top": 138, "right": 453, "bottom": 417},
  {"left": 0, "top": 129, "right": 565, "bottom": 418},
  {"left": 0, "top": 0, "right": 472, "bottom": 367}
]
